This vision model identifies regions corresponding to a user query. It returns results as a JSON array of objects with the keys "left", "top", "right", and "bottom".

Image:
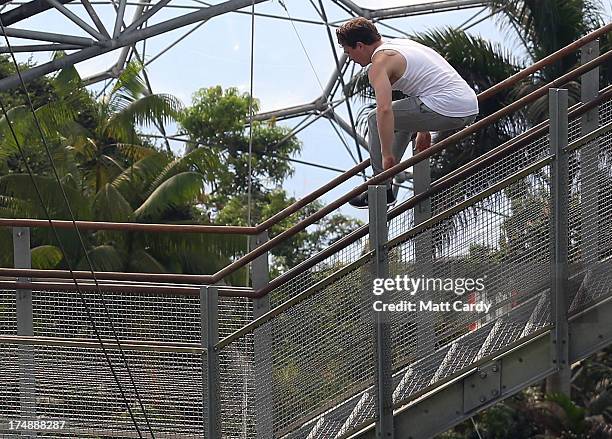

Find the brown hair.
[{"left": 336, "top": 17, "right": 381, "bottom": 48}]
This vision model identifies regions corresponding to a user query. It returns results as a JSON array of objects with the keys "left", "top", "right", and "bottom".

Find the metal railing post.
[
  {"left": 250, "top": 231, "right": 272, "bottom": 438},
  {"left": 547, "top": 88, "right": 570, "bottom": 396},
  {"left": 201, "top": 285, "right": 220, "bottom": 438},
  {"left": 368, "top": 186, "right": 394, "bottom": 438},
  {"left": 13, "top": 227, "right": 37, "bottom": 430},
  {"left": 580, "top": 39, "right": 600, "bottom": 265},
  {"left": 413, "top": 156, "right": 435, "bottom": 355}
]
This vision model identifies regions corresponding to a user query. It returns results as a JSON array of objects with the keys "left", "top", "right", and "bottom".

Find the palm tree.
[
  {"left": 60, "top": 61, "right": 182, "bottom": 194},
  {"left": 0, "top": 62, "right": 248, "bottom": 282}
]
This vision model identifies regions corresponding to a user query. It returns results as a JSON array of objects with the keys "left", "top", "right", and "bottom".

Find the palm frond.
[
  {"left": 106, "top": 93, "right": 182, "bottom": 142},
  {"left": 491, "top": 0, "right": 606, "bottom": 75},
  {"left": 52, "top": 51, "right": 83, "bottom": 98},
  {"left": 145, "top": 148, "right": 219, "bottom": 198},
  {"left": 133, "top": 171, "right": 205, "bottom": 220},
  {"left": 112, "top": 151, "right": 169, "bottom": 207},
  {"left": 0, "top": 194, "right": 35, "bottom": 217},
  {"left": 31, "top": 245, "right": 63, "bottom": 269},
  {"left": 108, "top": 61, "right": 147, "bottom": 106},
  {"left": 126, "top": 249, "right": 167, "bottom": 273},
  {"left": 112, "top": 143, "right": 156, "bottom": 163},
  {"left": 0, "top": 174, "right": 90, "bottom": 219},
  {"left": 76, "top": 245, "right": 125, "bottom": 271},
  {"left": 0, "top": 106, "right": 32, "bottom": 152},
  {"left": 94, "top": 183, "right": 134, "bottom": 222}
]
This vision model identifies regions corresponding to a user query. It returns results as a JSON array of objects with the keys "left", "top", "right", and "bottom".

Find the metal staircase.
[{"left": 0, "top": 23, "right": 611, "bottom": 439}]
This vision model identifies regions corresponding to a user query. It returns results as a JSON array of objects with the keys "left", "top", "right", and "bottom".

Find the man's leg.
[
  {"left": 368, "top": 97, "right": 476, "bottom": 173},
  {"left": 351, "top": 97, "right": 475, "bottom": 208},
  {"left": 347, "top": 106, "right": 414, "bottom": 208},
  {"left": 366, "top": 106, "right": 414, "bottom": 180}
]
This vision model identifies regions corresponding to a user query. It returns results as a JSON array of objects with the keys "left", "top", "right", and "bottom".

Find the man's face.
[{"left": 342, "top": 42, "right": 369, "bottom": 67}]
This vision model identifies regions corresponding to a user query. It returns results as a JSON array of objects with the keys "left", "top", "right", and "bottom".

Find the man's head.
[{"left": 336, "top": 17, "right": 381, "bottom": 66}]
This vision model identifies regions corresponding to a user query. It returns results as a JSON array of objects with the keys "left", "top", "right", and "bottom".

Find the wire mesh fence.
[
  {"left": 387, "top": 161, "right": 552, "bottom": 387},
  {"left": 0, "top": 93, "right": 611, "bottom": 439},
  {"left": 0, "top": 286, "right": 255, "bottom": 438},
  {"left": 269, "top": 234, "right": 370, "bottom": 309},
  {"left": 567, "top": 98, "right": 612, "bottom": 313},
  {"left": 0, "top": 343, "right": 205, "bottom": 437},
  {"left": 220, "top": 259, "right": 376, "bottom": 437}
]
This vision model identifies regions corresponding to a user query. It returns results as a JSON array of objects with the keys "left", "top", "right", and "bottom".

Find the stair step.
[
  {"left": 283, "top": 390, "right": 365, "bottom": 439},
  {"left": 476, "top": 298, "right": 538, "bottom": 359},
  {"left": 569, "top": 261, "right": 612, "bottom": 313},
  {"left": 432, "top": 327, "right": 492, "bottom": 383},
  {"left": 520, "top": 291, "right": 550, "bottom": 338}
]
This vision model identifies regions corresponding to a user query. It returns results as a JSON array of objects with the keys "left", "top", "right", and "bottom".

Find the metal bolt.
[
  {"left": 491, "top": 389, "right": 499, "bottom": 396},
  {"left": 492, "top": 365, "right": 498, "bottom": 373},
  {"left": 480, "top": 396, "right": 486, "bottom": 403},
  {"left": 480, "top": 371, "right": 487, "bottom": 379}
]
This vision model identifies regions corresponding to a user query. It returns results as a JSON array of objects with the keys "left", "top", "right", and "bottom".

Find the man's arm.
[{"left": 368, "top": 57, "right": 396, "bottom": 170}]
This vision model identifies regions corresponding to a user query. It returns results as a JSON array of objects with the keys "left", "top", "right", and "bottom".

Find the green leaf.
[
  {"left": 133, "top": 171, "right": 205, "bottom": 220},
  {"left": 127, "top": 249, "right": 166, "bottom": 273},
  {"left": 0, "top": 174, "right": 91, "bottom": 220},
  {"left": 112, "top": 151, "right": 170, "bottom": 206},
  {"left": 31, "top": 245, "right": 63, "bottom": 269},
  {"left": 109, "top": 61, "right": 147, "bottom": 103},
  {"left": 53, "top": 52, "right": 83, "bottom": 98},
  {"left": 94, "top": 183, "right": 134, "bottom": 222},
  {"left": 77, "top": 245, "right": 124, "bottom": 272},
  {"left": 145, "top": 148, "right": 219, "bottom": 198},
  {"left": 106, "top": 93, "right": 182, "bottom": 141}
]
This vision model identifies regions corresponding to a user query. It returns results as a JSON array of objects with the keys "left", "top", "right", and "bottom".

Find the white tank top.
[{"left": 371, "top": 39, "right": 478, "bottom": 118}]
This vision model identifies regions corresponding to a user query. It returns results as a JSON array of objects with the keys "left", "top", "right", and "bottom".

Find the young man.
[{"left": 336, "top": 18, "right": 479, "bottom": 208}]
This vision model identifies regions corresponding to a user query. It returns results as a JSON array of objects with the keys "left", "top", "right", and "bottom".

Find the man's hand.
[
  {"left": 383, "top": 155, "right": 397, "bottom": 170},
  {"left": 415, "top": 131, "right": 432, "bottom": 152}
]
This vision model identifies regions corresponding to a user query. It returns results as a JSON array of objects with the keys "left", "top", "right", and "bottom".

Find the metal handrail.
[
  {"left": 1, "top": 24, "right": 608, "bottom": 289},
  {"left": 0, "top": 279, "right": 254, "bottom": 297},
  {"left": 0, "top": 334, "right": 203, "bottom": 353},
  {"left": 0, "top": 23, "right": 607, "bottom": 238},
  {"left": 2, "top": 60, "right": 608, "bottom": 290},
  {"left": 0, "top": 218, "right": 258, "bottom": 235},
  {"left": 251, "top": 83, "right": 612, "bottom": 298}
]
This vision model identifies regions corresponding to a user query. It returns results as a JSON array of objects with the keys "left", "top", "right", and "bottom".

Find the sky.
[{"left": 6, "top": 0, "right": 612, "bottom": 222}]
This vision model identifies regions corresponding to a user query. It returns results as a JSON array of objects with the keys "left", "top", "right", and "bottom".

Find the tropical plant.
[
  {"left": 179, "top": 85, "right": 363, "bottom": 279},
  {"left": 60, "top": 61, "right": 183, "bottom": 194},
  {"left": 0, "top": 60, "right": 250, "bottom": 278}
]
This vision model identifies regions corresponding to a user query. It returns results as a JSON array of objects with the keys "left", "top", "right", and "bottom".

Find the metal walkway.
[{"left": 1, "top": 24, "right": 612, "bottom": 439}]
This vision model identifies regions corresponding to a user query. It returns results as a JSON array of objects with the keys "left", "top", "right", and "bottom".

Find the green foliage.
[
  {"left": 179, "top": 86, "right": 302, "bottom": 210},
  {"left": 0, "top": 56, "right": 55, "bottom": 110},
  {"left": 216, "top": 189, "right": 362, "bottom": 277},
  {"left": 178, "top": 85, "right": 363, "bottom": 280},
  {"left": 31, "top": 245, "right": 63, "bottom": 269},
  {"left": 443, "top": 351, "right": 612, "bottom": 438}
]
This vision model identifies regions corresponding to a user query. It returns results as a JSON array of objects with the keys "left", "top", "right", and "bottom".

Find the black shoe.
[{"left": 349, "top": 187, "right": 396, "bottom": 209}]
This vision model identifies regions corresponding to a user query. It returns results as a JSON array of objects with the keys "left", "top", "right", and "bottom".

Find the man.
[{"left": 336, "top": 18, "right": 479, "bottom": 208}]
